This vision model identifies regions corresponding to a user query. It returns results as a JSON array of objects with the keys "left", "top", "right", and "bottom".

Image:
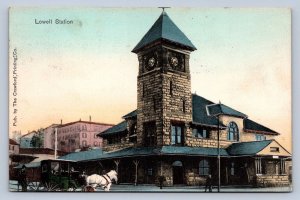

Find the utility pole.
[
  {"left": 54, "top": 127, "right": 57, "bottom": 159},
  {"left": 217, "top": 115, "right": 220, "bottom": 192}
]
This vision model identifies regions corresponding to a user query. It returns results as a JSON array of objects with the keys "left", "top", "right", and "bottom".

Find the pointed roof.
[
  {"left": 98, "top": 94, "right": 279, "bottom": 137},
  {"left": 244, "top": 118, "right": 278, "bottom": 135},
  {"left": 206, "top": 102, "right": 248, "bottom": 118},
  {"left": 132, "top": 11, "right": 197, "bottom": 53}
]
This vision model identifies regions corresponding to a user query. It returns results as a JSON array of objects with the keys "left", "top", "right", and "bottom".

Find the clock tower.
[{"left": 132, "top": 11, "right": 196, "bottom": 147}]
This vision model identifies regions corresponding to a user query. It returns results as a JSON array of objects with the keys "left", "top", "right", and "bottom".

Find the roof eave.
[
  {"left": 132, "top": 38, "right": 196, "bottom": 54},
  {"left": 99, "top": 130, "right": 127, "bottom": 138},
  {"left": 243, "top": 128, "right": 279, "bottom": 136},
  {"left": 191, "top": 121, "right": 227, "bottom": 129}
]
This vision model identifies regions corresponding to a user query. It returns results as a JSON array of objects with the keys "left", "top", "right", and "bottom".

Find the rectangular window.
[
  {"left": 256, "top": 134, "right": 266, "bottom": 141},
  {"left": 270, "top": 147, "right": 280, "bottom": 152},
  {"left": 171, "top": 124, "right": 184, "bottom": 146},
  {"left": 199, "top": 159, "right": 210, "bottom": 176},
  {"left": 144, "top": 121, "right": 156, "bottom": 147},
  {"left": 192, "top": 128, "right": 209, "bottom": 139},
  {"left": 182, "top": 100, "right": 186, "bottom": 113}
]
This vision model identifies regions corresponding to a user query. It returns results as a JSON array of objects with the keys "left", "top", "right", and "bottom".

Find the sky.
[{"left": 9, "top": 8, "right": 291, "bottom": 151}]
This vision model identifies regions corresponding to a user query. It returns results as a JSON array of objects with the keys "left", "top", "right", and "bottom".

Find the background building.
[
  {"left": 56, "top": 120, "right": 113, "bottom": 152},
  {"left": 43, "top": 124, "right": 59, "bottom": 149},
  {"left": 19, "top": 131, "right": 37, "bottom": 148}
]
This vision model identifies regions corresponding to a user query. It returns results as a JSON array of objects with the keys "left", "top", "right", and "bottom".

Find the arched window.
[
  {"left": 199, "top": 159, "right": 210, "bottom": 175},
  {"left": 227, "top": 122, "right": 239, "bottom": 141}
]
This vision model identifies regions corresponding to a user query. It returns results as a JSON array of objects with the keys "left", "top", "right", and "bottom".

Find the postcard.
[{"left": 9, "top": 7, "right": 292, "bottom": 192}]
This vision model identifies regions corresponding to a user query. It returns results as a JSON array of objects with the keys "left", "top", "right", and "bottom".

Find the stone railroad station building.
[{"left": 61, "top": 11, "right": 291, "bottom": 187}]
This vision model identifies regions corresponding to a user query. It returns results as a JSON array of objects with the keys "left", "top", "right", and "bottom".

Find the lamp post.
[{"left": 206, "top": 102, "right": 223, "bottom": 192}]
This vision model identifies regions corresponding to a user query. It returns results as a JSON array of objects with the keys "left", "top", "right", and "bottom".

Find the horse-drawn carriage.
[{"left": 14, "top": 159, "right": 117, "bottom": 192}]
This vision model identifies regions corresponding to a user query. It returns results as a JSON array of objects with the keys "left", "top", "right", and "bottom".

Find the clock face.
[
  {"left": 168, "top": 52, "right": 184, "bottom": 72},
  {"left": 170, "top": 57, "right": 179, "bottom": 67},
  {"left": 145, "top": 56, "right": 156, "bottom": 71},
  {"left": 148, "top": 57, "right": 156, "bottom": 68}
]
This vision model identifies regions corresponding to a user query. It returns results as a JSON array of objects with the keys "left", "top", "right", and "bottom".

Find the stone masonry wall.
[
  {"left": 255, "top": 175, "right": 290, "bottom": 187},
  {"left": 161, "top": 70, "right": 192, "bottom": 145},
  {"left": 186, "top": 129, "right": 233, "bottom": 148},
  {"left": 102, "top": 142, "right": 134, "bottom": 152},
  {"left": 136, "top": 46, "right": 193, "bottom": 147}
]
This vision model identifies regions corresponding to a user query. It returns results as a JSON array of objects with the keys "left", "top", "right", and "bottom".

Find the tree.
[{"left": 30, "top": 129, "right": 44, "bottom": 148}]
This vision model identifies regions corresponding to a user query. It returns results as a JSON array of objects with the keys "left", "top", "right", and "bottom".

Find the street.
[{"left": 9, "top": 181, "right": 292, "bottom": 192}]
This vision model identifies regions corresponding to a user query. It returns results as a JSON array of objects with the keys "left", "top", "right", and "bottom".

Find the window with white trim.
[{"left": 227, "top": 122, "right": 239, "bottom": 141}]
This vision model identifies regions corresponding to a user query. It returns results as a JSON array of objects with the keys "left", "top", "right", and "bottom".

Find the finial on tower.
[{"left": 158, "top": 7, "right": 170, "bottom": 14}]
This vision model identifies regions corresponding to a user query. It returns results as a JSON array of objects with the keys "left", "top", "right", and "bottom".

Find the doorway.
[{"left": 172, "top": 161, "right": 184, "bottom": 185}]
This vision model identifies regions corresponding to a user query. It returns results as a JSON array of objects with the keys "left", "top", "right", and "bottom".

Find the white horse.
[{"left": 85, "top": 170, "right": 118, "bottom": 192}]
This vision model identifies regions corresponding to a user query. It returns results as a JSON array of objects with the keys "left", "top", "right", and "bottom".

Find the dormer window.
[
  {"left": 227, "top": 122, "right": 239, "bottom": 141},
  {"left": 129, "top": 123, "right": 137, "bottom": 143}
]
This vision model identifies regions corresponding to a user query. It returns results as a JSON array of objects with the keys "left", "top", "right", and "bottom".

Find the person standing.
[
  {"left": 19, "top": 165, "right": 27, "bottom": 192},
  {"left": 205, "top": 174, "right": 212, "bottom": 192}
]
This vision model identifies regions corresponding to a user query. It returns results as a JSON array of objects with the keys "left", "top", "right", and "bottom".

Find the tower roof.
[{"left": 132, "top": 11, "right": 197, "bottom": 53}]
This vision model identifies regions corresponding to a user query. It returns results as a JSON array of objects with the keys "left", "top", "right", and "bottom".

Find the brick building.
[
  {"left": 56, "top": 120, "right": 113, "bottom": 152},
  {"left": 43, "top": 124, "right": 59, "bottom": 149},
  {"left": 83, "top": 11, "right": 290, "bottom": 187}
]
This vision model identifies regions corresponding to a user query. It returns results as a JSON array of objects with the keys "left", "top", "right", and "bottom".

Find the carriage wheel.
[
  {"left": 66, "top": 186, "right": 78, "bottom": 192},
  {"left": 83, "top": 185, "right": 95, "bottom": 192},
  {"left": 28, "top": 181, "right": 42, "bottom": 191},
  {"left": 42, "top": 182, "right": 59, "bottom": 191}
]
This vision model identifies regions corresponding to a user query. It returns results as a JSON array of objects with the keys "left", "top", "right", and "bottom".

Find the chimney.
[
  {"left": 61, "top": 119, "right": 62, "bottom": 125},
  {"left": 89, "top": 115, "right": 91, "bottom": 122}
]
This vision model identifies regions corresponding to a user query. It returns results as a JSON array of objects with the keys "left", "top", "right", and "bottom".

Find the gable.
[{"left": 257, "top": 140, "right": 291, "bottom": 156}]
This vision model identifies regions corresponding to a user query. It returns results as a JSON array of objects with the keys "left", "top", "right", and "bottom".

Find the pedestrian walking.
[{"left": 205, "top": 174, "right": 212, "bottom": 192}]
